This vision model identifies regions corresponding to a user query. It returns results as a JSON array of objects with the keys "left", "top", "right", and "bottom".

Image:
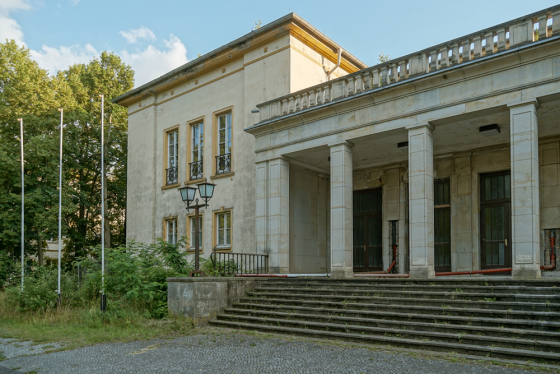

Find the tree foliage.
[{"left": 0, "top": 39, "right": 134, "bottom": 264}]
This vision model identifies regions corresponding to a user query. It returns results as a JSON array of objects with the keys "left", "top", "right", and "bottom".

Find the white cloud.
[
  {"left": 119, "top": 26, "right": 156, "bottom": 44},
  {"left": 30, "top": 43, "right": 99, "bottom": 74},
  {"left": 0, "top": 0, "right": 31, "bottom": 45},
  {"left": 120, "top": 33, "right": 188, "bottom": 87}
]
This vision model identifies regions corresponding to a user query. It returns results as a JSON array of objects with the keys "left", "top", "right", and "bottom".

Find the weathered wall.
[{"left": 289, "top": 165, "right": 329, "bottom": 273}]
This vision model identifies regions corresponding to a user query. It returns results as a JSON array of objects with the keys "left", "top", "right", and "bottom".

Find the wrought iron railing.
[
  {"left": 210, "top": 251, "right": 269, "bottom": 276},
  {"left": 216, "top": 153, "right": 231, "bottom": 174},
  {"left": 189, "top": 160, "right": 203, "bottom": 180},
  {"left": 166, "top": 167, "right": 178, "bottom": 185}
]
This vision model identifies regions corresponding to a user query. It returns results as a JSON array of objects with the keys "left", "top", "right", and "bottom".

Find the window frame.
[
  {"left": 186, "top": 212, "right": 204, "bottom": 252},
  {"left": 212, "top": 107, "right": 234, "bottom": 176},
  {"left": 163, "top": 125, "right": 180, "bottom": 188},
  {"left": 186, "top": 116, "right": 205, "bottom": 183},
  {"left": 163, "top": 217, "right": 178, "bottom": 245},
  {"left": 213, "top": 208, "right": 232, "bottom": 251}
]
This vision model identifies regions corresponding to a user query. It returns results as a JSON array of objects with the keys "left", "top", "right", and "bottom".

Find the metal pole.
[
  {"left": 100, "top": 94, "right": 106, "bottom": 312},
  {"left": 195, "top": 204, "right": 199, "bottom": 272},
  {"left": 19, "top": 118, "right": 24, "bottom": 292},
  {"left": 57, "top": 109, "right": 63, "bottom": 307}
]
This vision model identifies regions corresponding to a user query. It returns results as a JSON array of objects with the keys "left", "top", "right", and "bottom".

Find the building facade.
[
  {"left": 114, "top": 14, "right": 365, "bottom": 262},
  {"left": 117, "top": 6, "right": 560, "bottom": 279}
]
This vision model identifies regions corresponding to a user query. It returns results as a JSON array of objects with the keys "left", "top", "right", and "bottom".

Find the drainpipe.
[{"left": 326, "top": 47, "right": 343, "bottom": 81}]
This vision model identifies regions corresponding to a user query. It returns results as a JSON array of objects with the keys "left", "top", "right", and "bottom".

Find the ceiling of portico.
[{"left": 283, "top": 98, "right": 560, "bottom": 173}]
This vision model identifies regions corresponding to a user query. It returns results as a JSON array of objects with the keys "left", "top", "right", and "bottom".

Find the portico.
[{"left": 247, "top": 6, "right": 560, "bottom": 278}]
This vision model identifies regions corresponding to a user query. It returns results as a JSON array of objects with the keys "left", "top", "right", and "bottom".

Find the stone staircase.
[{"left": 209, "top": 278, "right": 560, "bottom": 365}]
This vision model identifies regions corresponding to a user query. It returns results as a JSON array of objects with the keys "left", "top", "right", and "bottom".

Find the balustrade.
[{"left": 255, "top": 7, "right": 560, "bottom": 124}]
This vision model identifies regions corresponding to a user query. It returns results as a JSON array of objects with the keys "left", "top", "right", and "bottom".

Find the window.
[
  {"left": 190, "top": 122, "right": 203, "bottom": 180},
  {"left": 434, "top": 180, "right": 451, "bottom": 271},
  {"left": 216, "top": 211, "right": 231, "bottom": 248},
  {"left": 166, "top": 129, "right": 179, "bottom": 185},
  {"left": 166, "top": 219, "right": 178, "bottom": 245},
  {"left": 189, "top": 214, "right": 203, "bottom": 250},
  {"left": 216, "top": 112, "right": 231, "bottom": 174}
]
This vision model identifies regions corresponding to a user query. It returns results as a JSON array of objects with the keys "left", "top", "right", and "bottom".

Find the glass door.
[
  {"left": 480, "top": 172, "right": 512, "bottom": 270},
  {"left": 353, "top": 188, "right": 383, "bottom": 272}
]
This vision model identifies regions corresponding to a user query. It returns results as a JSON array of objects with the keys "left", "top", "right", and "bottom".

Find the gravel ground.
[
  {"left": 0, "top": 330, "right": 551, "bottom": 374},
  {"left": 0, "top": 338, "right": 64, "bottom": 359}
]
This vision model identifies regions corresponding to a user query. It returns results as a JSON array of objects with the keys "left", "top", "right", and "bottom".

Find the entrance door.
[
  {"left": 353, "top": 188, "right": 383, "bottom": 272},
  {"left": 480, "top": 171, "right": 512, "bottom": 270}
]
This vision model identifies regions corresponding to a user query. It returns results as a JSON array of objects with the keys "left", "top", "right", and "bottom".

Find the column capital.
[
  {"left": 328, "top": 140, "right": 354, "bottom": 148},
  {"left": 507, "top": 98, "right": 540, "bottom": 110},
  {"left": 266, "top": 156, "right": 289, "bottom": 163},
  {"left": 406, "top": 122, "right": 435, "bottom": 131}
]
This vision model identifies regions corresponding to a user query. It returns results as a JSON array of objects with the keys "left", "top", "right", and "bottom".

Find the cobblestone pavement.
[{"left": 0, "top": 330, "right": 551, "bottom": 374}]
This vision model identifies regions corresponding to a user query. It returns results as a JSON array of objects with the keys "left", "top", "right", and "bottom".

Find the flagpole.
[
  {"left": 100, "top": 94, "right": 106, "bottom": 312},
  {"left": 57, "top": 108, "right": 63, "bottom": 307},
  {"left": 18, "top": 118, "right": 24, "bottom": 292}
]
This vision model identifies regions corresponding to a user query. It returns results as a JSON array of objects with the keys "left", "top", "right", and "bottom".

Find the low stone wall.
[{"left": 167, "top": 277, "right": 264, "bottom": 324}]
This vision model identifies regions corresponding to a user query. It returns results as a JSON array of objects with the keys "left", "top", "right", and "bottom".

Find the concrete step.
[
  {"left": 245, "top": 292, "right": 560, "bottom": 313},
  {"left": 252, "top": 286, "right": 560, "bottom": 302},
  {"left": 234, "top": 302, "right": 560, "bottom": 331},
  {"left": 239, "top": 297, "right": 560, "bottom": 321},
  {"left": 223, "top": 307, "right": 560, "bottom": 342},
  {"left": 209, "top": 320, "right": 560, "bottom": 364},
  {"left": 259, "top": 283, "right": 560, "bottom": 295},
  {"left": 216, "top": 313, "right": 560, "bottom": 353}
]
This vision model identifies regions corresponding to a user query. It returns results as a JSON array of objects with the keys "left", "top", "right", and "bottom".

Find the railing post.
[
  {"left": 398, "top": 60, "right": 407, "bottom": 81},
  {"left": 552, "top": 10, "right": 560, "bottom": 36},
  {"left": 371, "top": 69, "right": 379, "bottom": 89},
  {"left": 429, "top": 51, "right": 438, "bottom": 72},
  {"left": 473, "top": 35, "right": 482, "bottom": 59},
  {"left": 450, "top": 43, "right": 460, "bottom": 65},
  {"left": 496, "top": 28, "right": 506, "bottom": 52},
  {"left": 439, "top": 47, "right": 449, "bottom": 68},
  {"left": 461, "top": 40, "right": 471, "bottom": 62},
  {"left": 484, "top": 32, "right": 494, "bottom": 56}
]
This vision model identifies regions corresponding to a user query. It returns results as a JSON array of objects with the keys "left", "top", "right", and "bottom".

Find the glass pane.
[
  {"left": 485, "top": 178, "right": 491, "bottom": 201},
  {"left": 444, "top": 181, "right": 450, "bottom": 204},
  {"left": 486, "top": 243, "right": 492, "bottom": 265},
  {"left": 499, "top": 243, "right": 505, "bottom": 265},
  {"left": 492, "top": 207, "right": 498, "bottom": 241},
  {"left": 444, "top": 210, "right": 450, "bottom": 242},
  {"left": 445, "top": 244, "right": 451, "bottom": 266},
  {"left": 226, "top": 228, "right": 231, "bottom": 245},
  {"left": 505, "top": 174, "right": 511, "bottom": 198},
  {"left": 498, "top": 206, "right": 504, "bottom": 241},
  {"left": 491, "top": 177, "right": 498, "bottom": 200},
  {"left": 485, "top": 208, "right": 492, "bottom": 243},
  {"left": 497, "top": 176, "right": 504, "bottom": 199},
  {"left": 493, "top": 243, "right": 498, "bottom": 266}
]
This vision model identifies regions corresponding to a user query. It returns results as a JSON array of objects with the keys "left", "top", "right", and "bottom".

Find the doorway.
[
  {"left": 353, "top": 188, "right": 383, "bottom": 272},
  {"left": 480, "top": 171, "right": 512, "bottom": 270}
]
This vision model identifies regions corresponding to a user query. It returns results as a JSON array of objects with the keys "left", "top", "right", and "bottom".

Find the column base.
[
  {"left": 330, "top": 267, "right": 354, "bottom": 279},
  {"left": 512, "top": 266, "right": 541, "bottom": 279},
  {"left": 409, "top": 266, "right": 435, "bottom": 279}
]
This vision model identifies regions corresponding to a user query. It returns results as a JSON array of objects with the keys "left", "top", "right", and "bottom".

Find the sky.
[{"left": 1, "top": 0, "right": 558, "bottom": 87}]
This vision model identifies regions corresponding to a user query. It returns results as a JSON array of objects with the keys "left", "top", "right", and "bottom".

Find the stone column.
[
  {"left": 508, "top": 100, "right": 541, "bottom": 278},
  {"left": 406, "top": 123, "right": 435, "bottom": 278},
  {"left": 255, "top": 157, "right": 290, "bottom": 273},
  {"left": 329, "top": 141, "right": 354, "bottom": 278}
]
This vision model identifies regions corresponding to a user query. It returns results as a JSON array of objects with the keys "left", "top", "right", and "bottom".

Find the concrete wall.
[{"left": 289, "top": 165, "right": 329, "bottom": 273}]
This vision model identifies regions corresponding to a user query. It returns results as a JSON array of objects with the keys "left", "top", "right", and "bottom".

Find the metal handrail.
[
  {"left": 189, "top": 160, "right": 203, "bottom": 180},
  {"left": 166, "top": 167, "right": 178, "bottom": 185},
  {"left": 215, "top": 153, "right": 231, "bottom": 175},
  {"left": 210, "top": 251, "right": 269, "bottom": 276}
]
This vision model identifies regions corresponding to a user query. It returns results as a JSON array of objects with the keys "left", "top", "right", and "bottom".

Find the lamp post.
[
  {"left": 178, "top": 182, "right": 216, "bottom": 277},
  {"left": 18, "top": 118, "right": 24, "bottom": 292}
]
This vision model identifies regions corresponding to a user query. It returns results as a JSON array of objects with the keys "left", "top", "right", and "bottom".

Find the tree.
[{"left": 0, "top": 40, "right": 133, "bottom": 265}]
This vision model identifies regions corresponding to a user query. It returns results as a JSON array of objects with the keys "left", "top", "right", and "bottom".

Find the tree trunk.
[{"left": 38, "top": 234, "right": 43, "bottom": 266}]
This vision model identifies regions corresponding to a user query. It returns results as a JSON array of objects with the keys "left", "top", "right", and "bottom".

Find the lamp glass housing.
[
  {"left": 179, "top": 186, "right": 197, "bottom": 204},
  {"left": 198, "top": 182, "right": 216, "bottom": 200}
]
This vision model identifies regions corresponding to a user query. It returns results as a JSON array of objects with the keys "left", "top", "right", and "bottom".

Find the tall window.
[
  {"left": 434, "top": 180, "right": 451, "bottom": 271},
  {"left": 216, "top": 113, "right": 231, "bottom": 174},
  {"left": 167, "top": 130, "right": 178, "bottom": 185},
  {"left": 190, "top": 123, "right": 204, "bottom": 180},
  {"left": 190, "top": 215, "right": 203, "bottom": 249},
  {"left": 167, "top": 219, "right": 178, "bottom": 245},
  {"left": 216, "top": 211, "right": 231, "bottom": 248}
]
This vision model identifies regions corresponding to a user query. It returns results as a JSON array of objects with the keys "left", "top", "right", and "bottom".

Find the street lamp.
[{"left": 178, "top": 182, "right": 216, "bottom": 277}]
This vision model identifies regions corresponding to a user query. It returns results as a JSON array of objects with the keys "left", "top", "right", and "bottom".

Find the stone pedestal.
[
  {"left": 255, "top": 157, "right": 290, "bottom": 273},
  {"left": 407, "top": 123, "right": 435, "bottom": 278},
  {"left": 329, "top": 141, "right": 354, "bottom": 278},
  {"left": 508, "top": 100, "right": 541, "bottom": 279}
]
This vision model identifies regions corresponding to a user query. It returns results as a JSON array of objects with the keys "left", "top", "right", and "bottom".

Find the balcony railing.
[
  {"left": 254, "top": 6, "right": 560, "bottom": 125},
  {"left": 189, "top": 160, "right": 203, "bottom": 180},
  {"left": 166, "top": 167, "right": 178, "bottom": 185},
  {"left": 210, "top": 251, "right": 269, "bottom": 276},
  {"left": 216, "top": 153, "right": 231, "bottom": 175}
]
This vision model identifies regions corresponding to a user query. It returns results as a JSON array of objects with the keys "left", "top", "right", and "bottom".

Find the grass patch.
[{"left": 0, "top": 292, "right": 193, "bottom": 350}]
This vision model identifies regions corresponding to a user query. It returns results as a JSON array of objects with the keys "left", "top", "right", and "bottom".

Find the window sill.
[
  {"left": 161, "top": 183, "right": 181, "bottom": 190},
  {"left": 211, "top": 171, "right": 235, "bottom": 180},
  {"left": 185, "top": 177, "right": 207, "bottom": 186},
  {"left": 186, "top": 248, "right": 203, "bottom": 253},
  {"left": 213, "top": 246, "right": 232, "bottom": 252}
]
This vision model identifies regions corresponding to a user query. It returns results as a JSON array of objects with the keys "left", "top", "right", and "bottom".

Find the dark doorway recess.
[
  {"left": 480, "top": 171, "right": 512, "bottom": 272},
  {"left": 353, "top": 188, "right": 383, "bottom": 272},
  {"left": 434, "top": 179, "right": 451, "bottom": 272}
]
